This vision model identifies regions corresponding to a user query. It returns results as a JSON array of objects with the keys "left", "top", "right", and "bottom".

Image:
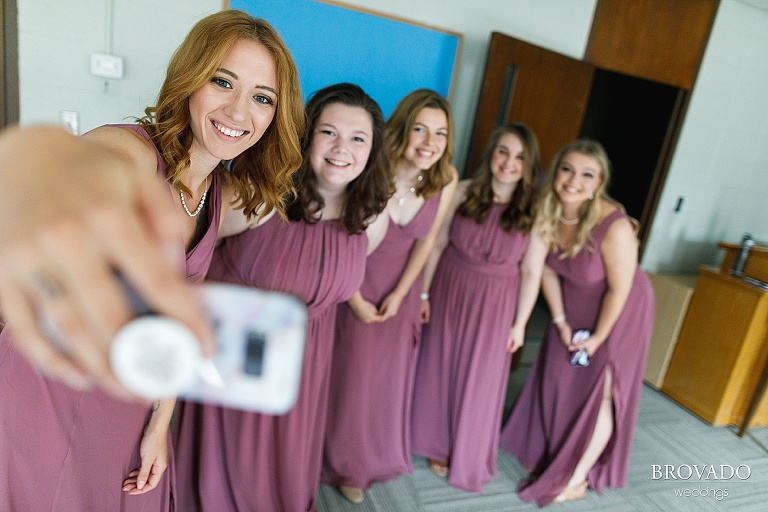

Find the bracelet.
[
  {"left": 420, "top": 292, "right": 430, "bottom": 300},
  {"left": 551, "top": 314, "right": 566, "bottom": 325}
]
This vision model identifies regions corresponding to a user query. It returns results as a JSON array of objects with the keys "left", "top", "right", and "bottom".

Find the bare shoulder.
[
  {"left": 453, "top": 179, "right": 470, "bottom": 204},
  {"left": 441, "top": 165, "right": 460, "bottom": 197},
  {"left": 448, "top": 163, "right": 460, "bottom": 180},
  {"left": 83, "top": 125, "right": 157, "bottom": 175},
  {"left": 597, "top": 199, "right": 622, "bottom": 222},
  {"left": 601, "top": 203, "right": 638, "bottom": 253}
]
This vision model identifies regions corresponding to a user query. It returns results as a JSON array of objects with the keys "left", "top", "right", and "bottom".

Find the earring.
[{"left": 589, "top": 192, "right": 594, "bottom": 200}]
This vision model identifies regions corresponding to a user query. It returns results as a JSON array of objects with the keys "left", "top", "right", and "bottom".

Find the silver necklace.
[
  {"left": 394, "top": 174, "right": 423, "bottom": 205},
  {"left": 559, "top": 215, "right": 579, "bottom": 225},
  {"left": 180, "top": 176, "right": 208, "bottom": 217}
]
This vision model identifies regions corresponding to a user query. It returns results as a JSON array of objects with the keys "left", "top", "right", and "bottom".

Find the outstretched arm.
[{"left": 0, "top": 125, "right": 213, "bottom": 394}]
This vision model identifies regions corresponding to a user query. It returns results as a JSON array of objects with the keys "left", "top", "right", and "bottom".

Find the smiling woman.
[
  {"left": 0, "top": 9, "right": 304, "bottom": 512},
  {"left": 322, "top": 89, "right": 458, "bottom": 504},
  {"left": 173, "top": 82, "right": 392, "bottom": 512},
  {"left": 187, "top": 39, "right": 278, "bottom": 166},
  {"left": 499, "top": 140, "right": 655, "bottom": 506}
]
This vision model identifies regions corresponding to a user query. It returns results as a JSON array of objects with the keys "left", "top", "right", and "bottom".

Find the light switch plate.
[
  {"left": 90, "top": 53, "right": 124, "bottom": 79},
  {"left": 60, "top": 110, "right": 79, "bottom": 135}
]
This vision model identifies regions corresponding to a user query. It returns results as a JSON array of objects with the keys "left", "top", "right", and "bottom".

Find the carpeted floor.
[{"left": 316, "top": 304, "right": 768, "bottom": 512}]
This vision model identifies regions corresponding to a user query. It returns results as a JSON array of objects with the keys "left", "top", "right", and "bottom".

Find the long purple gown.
[
  {"left": 174, "top": 215, "right": 368, "bottom": 512},
  {"left": 0, "top": 124, "right": 221, "bottom": 512},
  {"left": 411, "top": 203, "right": 530, "bottom": 493},
  {"left": 499, "top": 209, "right": 654, "bottom": 507},
  {"left": 322, "top": 194, "right": 441, "bottom": 490}
]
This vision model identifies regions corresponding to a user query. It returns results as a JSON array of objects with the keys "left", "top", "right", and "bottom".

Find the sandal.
[
  {"left": 553, "top": 480, "right": 588, "bottom": 503},
  {"left": 427, "top": 458, "right": 449, "bottom": 478},
  {"left": 339, "top": 485, "right": 365, "bottom": 504}
]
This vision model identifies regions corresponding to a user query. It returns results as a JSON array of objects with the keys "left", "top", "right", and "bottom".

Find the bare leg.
[{"left": 567, "top": 369, "right": 614, "bottom": 488}]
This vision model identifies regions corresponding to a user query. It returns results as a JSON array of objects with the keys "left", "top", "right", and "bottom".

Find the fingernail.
[{"left": 137, "top": 480, "right": 145, "bottom": 489}]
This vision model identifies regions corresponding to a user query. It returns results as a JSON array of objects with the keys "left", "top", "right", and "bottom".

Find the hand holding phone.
[
  {"left": 569, "top": 329, "right": 590, "bottom": 367},
  {"left": 110, "top": 283, "right": 307, "bottom": 414}
]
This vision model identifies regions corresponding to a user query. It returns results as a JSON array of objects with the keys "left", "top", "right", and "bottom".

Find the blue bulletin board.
[{"left": 228, "top": 0, "right": 462, "bottom": 118}]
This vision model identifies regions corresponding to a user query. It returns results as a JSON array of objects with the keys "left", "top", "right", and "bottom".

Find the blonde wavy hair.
[
  {"left": 538, "top": 139, "right": 613, "bottom": 257},
  {"left": 138, "top": 10, "right": 304, "bottom": 219},
  {"left": 384, "top": 89, "right": 455, "bottom": 200}
]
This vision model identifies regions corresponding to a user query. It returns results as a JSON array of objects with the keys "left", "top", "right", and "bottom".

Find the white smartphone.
[
  {"left": 111, "top": 283, "right": 307, "bottom": 415},
  {"left": 569, "top": 329, "right": 591, "bottom": 367}
]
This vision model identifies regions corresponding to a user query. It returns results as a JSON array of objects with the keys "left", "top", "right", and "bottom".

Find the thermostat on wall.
[{"left": 90, "top": 53, "right": 124, "bottom": 79}]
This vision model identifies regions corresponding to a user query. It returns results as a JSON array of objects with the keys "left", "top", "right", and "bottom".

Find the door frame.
[
  {"left": 466, "top": 32, "right": 691, "bottom": 257},
  {"left": 1, "top": 0, "right": 19, "bottom": 128}
]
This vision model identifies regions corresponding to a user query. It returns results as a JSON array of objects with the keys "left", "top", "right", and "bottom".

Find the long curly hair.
[
  {"left": 138, "top": 10, "right": 304, "bottom": 220},
  {"left": 538, "top": 139, "right": 613, "bottom": 256},
  {"left": 287, "top": 83, "right": 393, "bottom": 234},
  {"left": 456, "top": 123, "right": 540, "bottom": 233},
  {"left": 385, "top": 89, "right": 454, "bottom": 200}
]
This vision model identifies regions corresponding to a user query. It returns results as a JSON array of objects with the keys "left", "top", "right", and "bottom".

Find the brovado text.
[{"left": 652, "top": 464, "right": 751, "bottom": 480}]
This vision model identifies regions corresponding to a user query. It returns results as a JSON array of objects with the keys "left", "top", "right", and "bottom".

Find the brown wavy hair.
[
  {"left": 538, "top": 139, "right": 614, "bottom": 256},
  {"left": 137, "top": 10, "right": 304, "bottom": 219},
  {"left": 385, "top": 89, "right": 454, "bottom": 199},
  {"left": 287, "top": 83, "right": 393, "bottom": 234},
  {"left": 456, "top": 123, "right": 540, "bottom": 233}
]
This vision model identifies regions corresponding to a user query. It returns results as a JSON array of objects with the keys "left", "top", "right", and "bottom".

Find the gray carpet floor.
[{"left": 316, "top": 304, "right": 768, "bottom": 511}]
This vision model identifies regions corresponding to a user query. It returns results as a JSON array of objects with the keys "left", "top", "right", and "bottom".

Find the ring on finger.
[{"left": 33, "top": 271, "right": 66, "bottom": 299}]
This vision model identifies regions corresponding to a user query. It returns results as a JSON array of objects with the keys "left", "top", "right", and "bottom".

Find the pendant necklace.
[
  {"left": 394, "top": 174, "right": 423, "bottom": 206},
  {"left": 180, "top": 176, "right": 209, "bottom": 217}
]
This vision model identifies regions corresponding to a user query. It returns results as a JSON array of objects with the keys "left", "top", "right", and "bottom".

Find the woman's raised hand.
[{"left": 0, "top": 126, "right": 214, "bottom": 396}]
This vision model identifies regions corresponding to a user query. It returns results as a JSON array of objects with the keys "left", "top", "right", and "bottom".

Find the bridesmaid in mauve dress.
[
  {"left": 173, "top": 83, "right": 392, "bottom": 512},
  {"left": 499, "top": 140, "right": 655, "bottom": 506},
  {"left": 410, "top": 123, "right": 548, "bottom": 493},
  {"left": 323, "top": 89, "right": 458, "bottom": 504},
  {"left": 0, "top": 11, "right": 304, "bottom": 511}
]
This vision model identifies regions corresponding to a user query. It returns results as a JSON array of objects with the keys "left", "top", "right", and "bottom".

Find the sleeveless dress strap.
[{"left": 591, "top": 208, "right": 629, "bottom": 244}]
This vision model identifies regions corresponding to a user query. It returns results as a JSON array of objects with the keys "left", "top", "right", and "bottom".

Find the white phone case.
[
  {"left": 184, "top": 283, "right": 307, "bottom": 414},
  {"left": 111, "top": 283, "right": 307, "bottom": 415}
]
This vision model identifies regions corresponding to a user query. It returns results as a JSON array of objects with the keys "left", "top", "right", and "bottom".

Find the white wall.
[
  {"left": 330, "top": 0, "right": 597, "bottom": 174},
  {"left": 18, "top": 0, "right": 221, "bottom": 132},
  {"left": 640, "top": 0, "right": 768, "bottom": 272},
  {"left": 17, "top": 0, "right": 597, "bottom": 171},
  {"left": 15, "top": 0, "right": 768, "bottom": 273}
]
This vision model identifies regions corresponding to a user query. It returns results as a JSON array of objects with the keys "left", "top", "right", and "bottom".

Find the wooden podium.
[{"left": 661, "top": 242, "right": 768, "bottom": 431}]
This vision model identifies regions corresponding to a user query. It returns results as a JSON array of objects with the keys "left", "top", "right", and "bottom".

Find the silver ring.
[{"left": 34, "top": 271, "right": 65, "bottom": 299}]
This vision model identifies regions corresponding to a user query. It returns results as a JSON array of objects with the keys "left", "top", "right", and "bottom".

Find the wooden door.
[
  {"left": 467, "top": 31, "right": 686, "bottom": 254},
  {"left": 1, "top": 0, "right": 19, "bottom": 128},
  {"left": 465, "top": 32, "right": 594, "bottom": 177},
  {"left": 1, "top": 0, "right": 6, "bottom": 127}
]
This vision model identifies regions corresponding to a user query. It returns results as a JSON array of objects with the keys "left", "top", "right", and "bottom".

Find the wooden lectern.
[{"left": 661, "top": 242, "right": 768, "bottom": 434}]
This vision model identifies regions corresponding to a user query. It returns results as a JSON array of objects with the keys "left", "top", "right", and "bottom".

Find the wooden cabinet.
[
  {"left": 661, "top": 244, "right": 768, "bottom": 427},
  {"left": 644, "top": 274, "right": 697, "bottom": 388}
]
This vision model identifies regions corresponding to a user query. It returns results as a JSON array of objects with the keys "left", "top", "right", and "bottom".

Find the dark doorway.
[
  {"left": 466, "top": 32, "right": 689, "bottom": 255},
  {"left": 579, "top": 69, "right": 685, "bottom": 231}
]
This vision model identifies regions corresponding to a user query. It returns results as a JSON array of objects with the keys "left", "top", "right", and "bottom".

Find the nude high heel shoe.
[
  {"left": 553, "top": 480, "right": 588, "bottom": 503},
  {"left": 339, "top": 485, "right": 365, "bottom": 504}
]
